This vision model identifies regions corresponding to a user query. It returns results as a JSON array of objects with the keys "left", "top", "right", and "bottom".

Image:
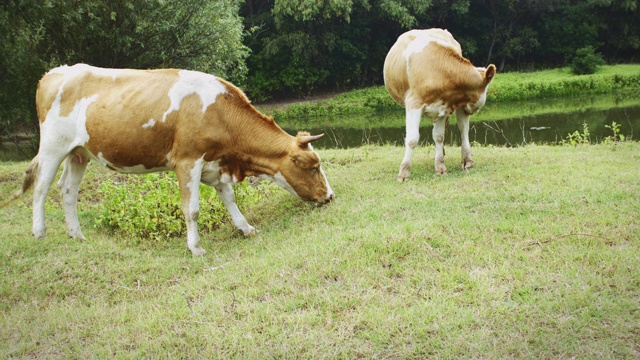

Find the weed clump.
[
  {"left": 563, "top": 122, "right": 591, "bottom": 146},
  {"left": 94, "top": 173, "right": 274, "bottom": 241}
]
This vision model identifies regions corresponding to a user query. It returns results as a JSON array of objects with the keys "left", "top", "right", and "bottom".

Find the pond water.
[
  {"left": 279, "top": 94, "right": 640, "bottom": 149},
  {"left": 2, "top": 94, "right": 639, "bottom": 161}
]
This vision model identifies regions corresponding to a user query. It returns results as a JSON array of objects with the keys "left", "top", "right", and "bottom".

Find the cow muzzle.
[{"left": 317, "top": 190, "right": 335, "bottom": 205}]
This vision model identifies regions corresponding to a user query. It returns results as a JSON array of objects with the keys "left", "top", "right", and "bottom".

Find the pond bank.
[{"left": 257, "top": 64, "right": 640, "bottom": 120}]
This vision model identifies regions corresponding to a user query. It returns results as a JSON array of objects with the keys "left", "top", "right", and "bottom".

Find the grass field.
[{"left": 1, "top": 142, "right": 639, "bottom": 358}]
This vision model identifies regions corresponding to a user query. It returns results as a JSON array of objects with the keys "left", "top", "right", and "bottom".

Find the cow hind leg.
[
  {"left": 58, "top": 152, "right": 89, "bottom": 240},
  {"left": 432, "top": 117, "right": 447, "bottom": 174},
  {"left": 456, "top": 108, "right": 474, "bottom": 170},
  {"left": 176, "top": 159, "right": 206, "bottom": 256},
  {"left": 398, "top": 108, "right": 423, "bottom": 182},
  {"left": 32, "top": 153, "right": 67, "bottom": 239}
]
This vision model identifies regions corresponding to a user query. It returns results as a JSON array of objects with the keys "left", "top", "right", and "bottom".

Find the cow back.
[
  {"left": 383, "top": 29, "right": 487, "bottom": 111},
  {"left": 36, "top": 65, "right": 235, "bottom": 171}
]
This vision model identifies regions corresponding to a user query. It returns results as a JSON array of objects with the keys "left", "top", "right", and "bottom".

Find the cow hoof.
[
  {"left": 397, "top": 162, "right": 412, "bottom": 183},
  {"left": 397, "top": 168, "right": 411, "bottom": 182},
  {"left": 190, "top": 246, "right": 207, "bottom": 256},
  {"left": 462, "top": 159, "right": 474, "bottom": 170},
  {"left": 69, "top": 230, "right": 86, "bottom": 241},
  {"left": 33, "top": 228, "right": 46, "bottom": 239},
  {"left": 243, "top": 226, "right": 257, "bottom": 237},
  {"left": 435, "top": 164, "right": 447, "bottom": 175}
]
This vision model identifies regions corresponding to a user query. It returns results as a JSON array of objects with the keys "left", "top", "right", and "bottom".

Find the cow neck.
[{"left": 216, "top": 102, "right": 293, "bottom": 178}]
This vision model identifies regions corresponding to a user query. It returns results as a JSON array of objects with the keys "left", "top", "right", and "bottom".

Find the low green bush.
[
  {"left": 571, "top": 46, "right": 606, "bottom": 75},
  {"left": 94, "top": 173, "right": 275, "bottom": 241}
]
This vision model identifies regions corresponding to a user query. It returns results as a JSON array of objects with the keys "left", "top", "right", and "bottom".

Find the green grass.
[
  {"left": 489, "top": 64, "right": 640, "bottom": 102},
  {"left": 1, "top": 142, "right": 639, "bottom": 358},
  {"left": 260, "top": 64, "right": 640, "bottom": 120}
]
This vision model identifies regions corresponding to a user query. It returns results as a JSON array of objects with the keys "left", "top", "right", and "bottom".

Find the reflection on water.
[
  {"left": 2, "top": 95, "right": 640, "bottom": 161},
  {"left": 282, "top": 98, "right": 640, "bottom": 149}
]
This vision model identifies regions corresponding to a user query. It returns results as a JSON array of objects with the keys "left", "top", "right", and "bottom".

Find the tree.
[
  {"left": 241, "top": 0, "right": 438, "bottom": 101},
  {"left": 595, "top": 0, "right": 640, "bottom": 62},
  {"left": 571, "top": 46, "right": 605, "bottom": 75},
  {"left": 468, "top": 0, "right": 549, "bottom": 71}
]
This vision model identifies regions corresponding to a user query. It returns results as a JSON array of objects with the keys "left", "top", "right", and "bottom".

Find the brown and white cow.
[
  {"left": 384, "top": 28, "right": 496, "bottom": 181},
  {"left": 2, "top": 64, "right": 334, "bottom": 255}
]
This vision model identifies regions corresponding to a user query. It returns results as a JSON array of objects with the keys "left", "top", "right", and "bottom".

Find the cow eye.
[{"left": 309, "top": 166, "right": 319, "bottom": 174}]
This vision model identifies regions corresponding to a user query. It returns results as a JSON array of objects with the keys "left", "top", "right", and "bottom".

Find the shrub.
[
  {"left": 94, "top": 173, "right": 275, "bottom": 241},
  {"left": 570, "top": 46, "right": 605, "bottom": 75}
]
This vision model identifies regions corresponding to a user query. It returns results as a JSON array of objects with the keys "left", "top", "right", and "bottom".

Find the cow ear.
[
  {"left": 485, "top": 64, "right": 496, "bottom": 84},
  {"left": 298, "top": 133, "right": 324, "bottom": 146}
]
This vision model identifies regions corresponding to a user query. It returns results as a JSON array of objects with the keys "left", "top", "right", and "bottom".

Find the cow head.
[
  {"left": 270, "top": 132, "right": 334, "bottom": 204},
  {"left": 463, "top": 64, "right": 497, "bottom": 115}
]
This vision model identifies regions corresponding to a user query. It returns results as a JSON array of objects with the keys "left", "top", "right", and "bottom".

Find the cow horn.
[{"left": 298, "top": 133, "right": 325, "bottom": 145}]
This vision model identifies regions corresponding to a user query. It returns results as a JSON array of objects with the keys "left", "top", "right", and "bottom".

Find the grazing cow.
[
  {"left": 383, "top": 28, "right": 496, "bottom": 181},
  {"left": 2, "top": 64, "right": 334, "bottom": 255}
]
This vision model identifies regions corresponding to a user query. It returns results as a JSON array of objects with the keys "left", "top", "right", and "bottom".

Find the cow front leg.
[
  {"left": 433, "top": 117, "right": 447, "bottom": 174},
  {"left": 214, "top": 182, "right": 256, "bottom": 236},
  {"left": 176, "top": 159, "right": 206, "bottom": 256},
  {"left": 456, "top": 108, "right": 474, "bottom": 169},
  {"left": 398, "top": 107, "right": 423, "bottom": 182},
  {"left": 58, "top": 154, "right": 89, "bottom": 240}
]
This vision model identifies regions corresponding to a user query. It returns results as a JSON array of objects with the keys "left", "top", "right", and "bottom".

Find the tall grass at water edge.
[
  {"left": 263, "top": 64, "right": 640, "bottom": 120},
  {"left": 1, "top": 141, "right": 639, "bottom": 358}
]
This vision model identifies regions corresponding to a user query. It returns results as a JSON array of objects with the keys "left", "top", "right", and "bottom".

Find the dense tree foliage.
[
  {"left": 241, "top": 0, "right": 640, "bottom": 100},
  {"left": 0, "top": 0, "right": 247, "bottom": 136},
  {"left": 1, "top": 0, "right": 639, "bottom": 136}
]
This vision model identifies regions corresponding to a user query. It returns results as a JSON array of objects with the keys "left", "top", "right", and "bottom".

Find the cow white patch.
[
  {"left": 403, "top": 35, "right": 453, "bottom": 61},
  {"left": 307, "top": 144, "right": 335, "bottom": 202},
  {"left": 92, "top": 152, "right": 170, "bottom": 173},
  {"left": 161, "top": 70, "right": 227, "bottom": 122},
  {"left": 319, "top": 167, "right": 334, "bottom": 201},
  {"left": 200, "top": 160, "right": 222, "bottom": 186},
  {"left": 187, "top": 157, "right": 205, "bottom": 215},
  {"left": 142, "top": 119, "right": 156, "bottom": 128},
  {"left": 220, "top": 173, "right": 232, "bottom": 183},
  {"left": 40, "top": 81, "right": 97, "bottom": 154},
  {"left": 262, "top": 172, "right": 300, "bottom": 199},
  {"left": 423, "top": 100, "right": 448, "bottom": 119},
  {"left": 96, "top": 152, "right": 109, "bottom": 165},
  {"left": 220, "top": 173, "right": 239, "bottom": 184},
  {"left": 49, "top": 63, "right": 124, "bottom": 80}
]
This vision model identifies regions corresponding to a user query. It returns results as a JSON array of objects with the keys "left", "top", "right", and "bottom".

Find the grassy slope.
[{"left": 1, "top": 143, "right": 639, "bottom": 358}]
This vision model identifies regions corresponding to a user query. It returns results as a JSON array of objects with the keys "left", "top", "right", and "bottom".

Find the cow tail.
[{"left": 1, "top": 156, "right": 39, "bottom": 208}]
